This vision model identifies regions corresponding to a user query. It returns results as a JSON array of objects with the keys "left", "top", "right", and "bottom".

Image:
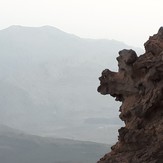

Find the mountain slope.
[
  {"left": 0, "top": 26, "right": 142, "bottom": 143},
  {"left": 0, "top": 124, "right": 109, "bottom": 163}
]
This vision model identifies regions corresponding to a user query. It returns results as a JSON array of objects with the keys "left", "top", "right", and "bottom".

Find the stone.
[{"left": 97, "top": 27, "right": 163, "bottom": 163}]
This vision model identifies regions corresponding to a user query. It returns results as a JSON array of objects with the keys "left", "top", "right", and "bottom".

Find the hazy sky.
[{"left": 0, "top": 0, "right": 163, "bottom": 47}]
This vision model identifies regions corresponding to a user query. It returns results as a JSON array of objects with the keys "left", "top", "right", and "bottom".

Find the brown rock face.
[{"left": 97, "top": 27, "right": 163, "bottom": 163}]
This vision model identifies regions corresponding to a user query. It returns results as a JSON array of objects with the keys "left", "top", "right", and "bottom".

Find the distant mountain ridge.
[
  {"left": 0, "top": 25, "right": 142, "bottom": 143},
  {"left": 0, "top": 124, "right": 24, "bottom": 135},
  {"left": 0, "top": 124, "right": 109, "bottom": 163}
]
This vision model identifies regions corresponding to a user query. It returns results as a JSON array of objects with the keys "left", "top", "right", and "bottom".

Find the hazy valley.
[{"left": 0, "top": 25, "right": 139, "bottom": 143}]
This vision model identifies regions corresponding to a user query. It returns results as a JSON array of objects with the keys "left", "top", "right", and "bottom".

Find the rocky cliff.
[{"left": 97, "top": 28, "right": 163, "bottom": 163}]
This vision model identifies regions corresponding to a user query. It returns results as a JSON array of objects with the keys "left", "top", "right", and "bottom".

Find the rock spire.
[{"left": 97, "top": 27, "right": 163, "bottom": 163}]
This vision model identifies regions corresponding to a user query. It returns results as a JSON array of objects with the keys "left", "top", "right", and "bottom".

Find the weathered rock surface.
[{"left": 97, "top": 27, "right": 163, "bottom": 163}]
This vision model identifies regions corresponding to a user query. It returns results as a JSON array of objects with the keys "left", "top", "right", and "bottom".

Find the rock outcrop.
[{"left": 97, "top": 27, "right": 163, "bottom": 163}]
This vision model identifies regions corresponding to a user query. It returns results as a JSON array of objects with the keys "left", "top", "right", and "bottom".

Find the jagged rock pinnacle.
[{"left": 97, "top": 28, "right": 163, "bottom": 163}]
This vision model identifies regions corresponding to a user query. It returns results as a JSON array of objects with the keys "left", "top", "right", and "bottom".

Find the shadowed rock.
[{"left": 97, "top": 27, "right": 163, "bottom": 163}]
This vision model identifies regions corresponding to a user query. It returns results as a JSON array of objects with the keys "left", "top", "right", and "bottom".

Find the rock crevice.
[{"left": 97, "top": 27, "right": 163, "bottom": 163}]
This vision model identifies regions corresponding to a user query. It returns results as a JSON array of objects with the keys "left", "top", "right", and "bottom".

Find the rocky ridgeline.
[{"left": 97, "top": 28, "right": 163, "bottom": 163}]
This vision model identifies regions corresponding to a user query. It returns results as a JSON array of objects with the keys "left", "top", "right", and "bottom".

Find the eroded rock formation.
[{"left": 97, "top": 27, "right": 163, "bottom": 163}]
